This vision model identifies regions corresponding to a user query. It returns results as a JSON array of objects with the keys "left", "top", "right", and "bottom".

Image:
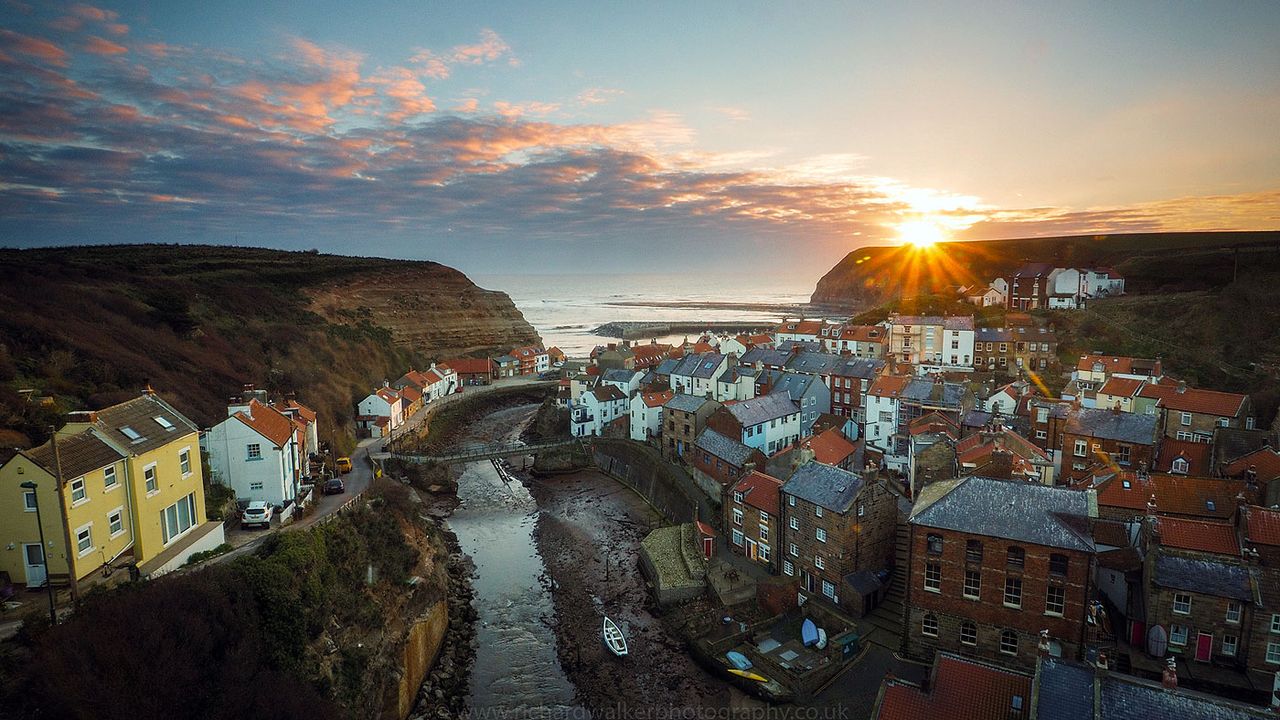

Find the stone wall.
[{"left": 388, "top": 601, "right": 449, "bottom": 719}]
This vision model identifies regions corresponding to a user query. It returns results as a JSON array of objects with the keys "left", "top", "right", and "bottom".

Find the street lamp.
[{"left": 19, "top": 481, "right": 57, "bottom": 625}]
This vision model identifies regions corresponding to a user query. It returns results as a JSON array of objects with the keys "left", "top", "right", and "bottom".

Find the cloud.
[
  {"left": 576, "top": 87, "right": 623, "bottom": 106},
  {"left": 83, "top": 35, "right": 127, "bottom": 55},
  {"left": 409, "top": 28, "right": 516, "bottom": 80},
  {"left": 452, "top": 98, "right": 479, "bottom": 113},
  {"left": 493, "top": 100, "right": 560, "bottom": 118},
  {"left": 0, "top": 28, "right": 69, "bottom": 66},
  {"left": 711, "top": 105, "right": 750, "bottom": 122}
]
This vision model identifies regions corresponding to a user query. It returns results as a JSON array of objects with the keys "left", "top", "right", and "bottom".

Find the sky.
[{"left": 1, "top": 0, "right": 1278, "bottom": 278}]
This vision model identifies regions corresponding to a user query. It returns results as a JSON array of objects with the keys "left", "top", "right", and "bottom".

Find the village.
[{"left": 2, "top": 260, "right": 1278, "bottom": 720}]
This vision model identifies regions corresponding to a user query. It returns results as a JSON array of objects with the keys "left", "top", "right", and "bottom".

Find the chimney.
[
  {"left": 1247, "top": 465, "right": 1259, "bottom": 490},
  {"left": 1177, "top": 380, "right": 1187, "bottom": 394},
  {"left": 143, "top": 383, "right": 156, "bottom": 396},
  {"left": 1162, "top": 657, "right": 1178, "bottom": 690},
  {"left": 1095, "top": 649, "right": 1109, "bottom": 674},
  {"left": 1037, "top": 629, "right": 1051, "bottom": 658}
]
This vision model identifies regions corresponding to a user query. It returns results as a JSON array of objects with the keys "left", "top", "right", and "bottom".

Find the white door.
[{"left": 23, "top": 543, "right": 47, "bottom": 587}]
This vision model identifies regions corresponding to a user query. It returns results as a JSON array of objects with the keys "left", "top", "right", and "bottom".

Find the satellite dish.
[{"left": 1147, "top": 625, "right": 1168, "bottom": 658}]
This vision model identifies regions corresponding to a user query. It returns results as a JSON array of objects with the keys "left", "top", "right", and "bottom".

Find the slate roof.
[
  {"left": 876, "top": 653, "right": 1031, "bottom": 720},
  {"left": 1153, "top": 554, "right": 1252, "bottom": 600},
  {"left": 962, "top": 410, "right": 993, "bottom": 428},
  {"left": 664, "top": 393, "right": 709, "bottom": 414},
  {"left": 775, "top": 340, "right": 822, "bottom": 354},
  {"left": 91, "top": 393, "right": 199, "bottom": 455},
  {"left": 655, "top": 358, "right": 680, "bottom": 376},
  {"left": 900, "top": 378, "right": 966, "bottom": 408},
  {"left": 1064, "top": 407, "right": 1157, "bottom": 444},
  {"left": 1035, "top": 657, "right": 1269, "bottom": 720},
  {"left": 602, "top": 368, "right": 639, "bottom": 384},
  {"left": 782, "top": 462, "right": 864, "bottom": 514},
  {"left": 831, "top": 358, "right": 884, "bottom": 379},
  {"left": 694, "top": 428, "right": 757, "bottom": 467},
  {"left": 1032, "top": 658, "right": 1094, "bottom": 720},
  {"left": 770, "top": 372, "right": 824, "bottom": 403},
  {"left": 26, "top": 430, "right": 125, "bottom": 480},
  {"left": 592, "top": 385, "right": 627, "bottom": 403},
  {"left": 784, "top": 351, "right": 843, "bottom": 375},
  {"left": 739, "top": 347, "right": 791, "bottom": 368},
  {"left": 725, "top": 393, "right": 799, "bottom": 427},
  {"left": 910, "top": 476, "right": 1094, "bottom": 552},
  {"left": 975, "top": 327, "right": 1014, "bottom": 343}
]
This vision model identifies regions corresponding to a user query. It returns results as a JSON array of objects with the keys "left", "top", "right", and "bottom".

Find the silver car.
[{"left": 242, "top": 501, "right": 272, "bottom": 529}]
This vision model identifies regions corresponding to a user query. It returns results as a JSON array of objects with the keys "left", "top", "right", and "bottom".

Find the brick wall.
[
  {"left": 1149, "top": 584, "right": 1248, "bottom": 668},
  {"left": 725, "top": 496, "right": 779, "bottom": 573},
  {"left": 1060, "top": 431, "right": 1155, "bottom": 482},
  {"left": 905, "top": 524, "right": 1091, "bottom": 669}
]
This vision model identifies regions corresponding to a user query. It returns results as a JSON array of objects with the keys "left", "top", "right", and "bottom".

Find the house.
[
  {"left": 705, "top": 394, "right": 801, "bottom": 456},
  {"left": 800, "top": 428, "right": 860, "bottom": 470},
  {"left": 1154, "top": 438, "right": 1213, "bottom": 476},
  {"left": 983, "top": 381, "right": 1025, "bottom": 416},
  {"left": 690, "top": 428, "right": 767, "bottom": 500},
  {"left": 726, "top": 470, "right": 783, "bottom": 573},
  {"left": 906, "top": 476, "right": 1095, "bottom": 668},
  {"left": 547, "top": 347, "right": 566, "bottom": 365},
  {"left": 512, "top": 345, "right": 550, "bottom": 375},
  {"left": 1068, "top": 354, "right": 1163, "bottom": 405},
  {"left": 828, "top": 358, "right": 884, "bottom": 421},
  {"left": 35, "top": 393, "right": 223, "bottom": 580},
  {"left": 1090, "top": 471, "right": 1247, "bottom": 522},
  {"left": 865, "top": 374, "right": 912, "bottom": 449},
  {"left": 832, "top": 324, "right": 886, "bottom": 358},
  {"left": 898, "top": 377, "right": 973, "bottom": 428},
  {"left": 1026, "top": 397, "right": 1071, "bottom": 452},
  {"left": 357, "top": 385, "right": 403, "bottom": 438},
  {"left": 1060, "top": 406, "right": 1159, "bottom": 482},
  {"left": 629, "top": 389, "right": 673, "bottom": 442},
  {"left": 421, "top": 364, "right": 457, "bottom": 401},
  {"left": 872, "top": 652, "right": 1031, "bottom": 720},
  {"left": 595, "top": 343, "right": 636, "bottom": 371},
  {"left": 1135, "top": 378, "right": 1253, "bottom": 441},
  {"left": 569, "top": 384, "right": 628, "bottom": 438},
  {"left": 204, "top": 397, "right": 304, "bottom": 507},
  {"left": 631, "top": 342, "right": 675, "bottom": 370},
  {"left": 274, "top": 398, "right": 319, "bottom": 458},
  {"left": 714, "top": 366, "right": 756, "bottom": 402},
  {"left": 781, "top": 462, "right": 898, "bottom": 615},
  {"left": 392, "top": 369, "right": 431, "bottom": 415},
  {"left": 887, "top": 315, "right": 975, "bottom": 368},
  {"left": 966, "top": 280, "right": 1009, "bottom": 307},
  {"left": 443, "top": 357, "right": 494, "bottom": 385},
  {"left": 1243, "top": 506, "right": 1280, "bottom": 692},
  {"left": 600, "top": 368, "right": 642, "bottom": 396},
  {"left": 954, "top": 428, "right": 1055, "bottom": 485},
  {"left": 662, "top": 394, "right": 721, "bottom": 462},
  {"left": 769, "top": 371, "right": 830, "bottom": 437},
  {"left": 1005, "top": 262, "right": 1055, "bottom": 310},
  {"left": 668, "top": 352, "right": 728, "bottom": 399},
  {"left": 774, "top": 319, "right": 824, "bottom": 344},
  {"left": 492, "top": 355, "right": 519, "bottom": 379},
  {"left": 973, "top": 328, "right": 1015, "bottom": 373}
]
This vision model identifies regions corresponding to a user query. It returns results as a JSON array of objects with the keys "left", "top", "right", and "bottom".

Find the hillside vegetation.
[
  {"left": 812, "top": 230, "right": 1280, "bottom": 309},
  {"left": 0, "top": 245, "right": 540, "bottom": 451}
]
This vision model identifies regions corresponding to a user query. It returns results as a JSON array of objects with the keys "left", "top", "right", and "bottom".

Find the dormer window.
[{"left": 1172, "top": 457, "right": 1190, "bottom": 475}]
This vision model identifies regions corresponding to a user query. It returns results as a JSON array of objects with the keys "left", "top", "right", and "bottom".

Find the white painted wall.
[{"left": 204, "top": 417, "right": 298, "bottom": 506}]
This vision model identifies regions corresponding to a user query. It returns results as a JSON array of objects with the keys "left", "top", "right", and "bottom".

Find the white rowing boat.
[{"left": 602, "top": 616, "right": 628, "bottom": 657}]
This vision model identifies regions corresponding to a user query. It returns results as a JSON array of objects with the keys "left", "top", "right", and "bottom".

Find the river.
[{"left": 445, "top": 406, "right": 581, "bottom": 716}]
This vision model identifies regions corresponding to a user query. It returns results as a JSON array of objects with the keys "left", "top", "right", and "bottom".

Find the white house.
[
  {"left": 669, "top": 352, "right": 728, "bottom": 398},
  {"left": 984, "top": 381, "right": 1026, "bottom": 416},
  {"left": 864, "top": 374, "right": 910, "bottom": 449},
  {"left": 569, "top": 385, "right": 628, "bottom": 437},
  {"left": 774, "top": 319, "right": 823, "bottom": 344},
  {"left": 722, "top": 394, "right": 801, "bottom": 455},
  {"left": 887, "top": 315, "right": 974, "bottom": 369},
  {"left": 204, "top": 399, "right": 302, "bottom": 507},
  {"left": 715, "top": 335, "right": 748, "bottom": 356},
  {"left": 629, "top": 389, "right": 674, "bottom": 442},
  {"left": 601, "top": 368, "right": 643, "bottom": 396},
  {"left": 275, "top": 399, "right": 319, "bottom": 457},
  {"left": 357, "top": 386, "right": 404, "bottom": 438},
  {"left": 422, "top": 364, "right": 457, "bottom": 402},
  {"left": 715, "top": 366, "right": 757, "bottom": 402}
]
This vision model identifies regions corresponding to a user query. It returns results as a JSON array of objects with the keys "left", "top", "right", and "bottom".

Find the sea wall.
[{"left": 389, "top": 601, "right": 449, "bottom": 719}]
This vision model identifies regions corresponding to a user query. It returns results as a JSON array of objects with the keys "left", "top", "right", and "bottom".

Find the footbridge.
[{"left": 393, "top": 438, "right": 581, "bottom": 465}]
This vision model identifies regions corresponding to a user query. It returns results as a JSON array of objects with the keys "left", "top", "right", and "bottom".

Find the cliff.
[
  {"left": 0, "top": 244, "right": 540, "bottom": 451},
  {"left": 810, "top": 230, "right": 1280, "bottom": 310}
]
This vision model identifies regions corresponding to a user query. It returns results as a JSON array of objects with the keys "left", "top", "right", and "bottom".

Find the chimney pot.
[{"left": 1162, "top": 657, "right": 1178, "bottom": 689}]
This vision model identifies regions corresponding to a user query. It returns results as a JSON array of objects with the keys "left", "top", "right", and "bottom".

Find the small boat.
[
  {"left": 602, "top": 616, "right": 628, "bottom": 657},
  {"left": 801, "top": 618, "right": 819, "bottom": 647},
  {"left": 728, "top": 668, "right": 769, "bottom": 683},
  {"left": 816, "top": 627, "right": 828, "bottom": 650},
  {"left": 725, "top": 651, "right": 752, "bottom": 670}
]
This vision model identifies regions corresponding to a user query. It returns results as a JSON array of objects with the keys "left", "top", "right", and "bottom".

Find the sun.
[{"left": 897, "top": 219, "right": 946, "bottom": 248}]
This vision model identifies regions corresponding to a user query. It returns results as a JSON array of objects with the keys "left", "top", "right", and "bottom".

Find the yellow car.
[{"left": 335, "top": 457, "right": 352, "bottom": 474}]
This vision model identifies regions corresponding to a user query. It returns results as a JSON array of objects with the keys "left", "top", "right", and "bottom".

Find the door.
[
  {"left": 23, "top": 543, "right": 46, "bottom": 587},
  {"left": 1195, "top": 632, "right": 1213, "bottom": 662},
  {"left": 745, "top": 538, "right": 757, "bottom": 561}
]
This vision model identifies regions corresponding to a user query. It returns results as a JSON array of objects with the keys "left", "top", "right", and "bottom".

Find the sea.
[{"left": 471, "top": 273, "right": 822, "bottom": 357}]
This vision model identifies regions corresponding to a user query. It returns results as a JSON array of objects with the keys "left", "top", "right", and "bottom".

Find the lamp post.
[{"left": 19, "top": 481, "right": 58, "bottom": 625}]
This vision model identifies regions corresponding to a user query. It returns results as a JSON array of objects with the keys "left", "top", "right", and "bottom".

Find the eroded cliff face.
[{"left": 309, "top": 266, "right": 541, "bottom": 358}]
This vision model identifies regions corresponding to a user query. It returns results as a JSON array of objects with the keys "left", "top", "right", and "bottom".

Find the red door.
[
  {"left": 1195, "top": 632, "right": 1213, "bottom": 662},
  {"left": 1129, "top": 621, "right": 1146, "bottom": 648}
]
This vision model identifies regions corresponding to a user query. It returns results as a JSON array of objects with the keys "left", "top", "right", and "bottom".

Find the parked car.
[
  {"left": 323, "top": 478, "right": 345, "bottom": 495},
  {"left": 242, "top": 501, "right": 272, "bottom": 529},
  {"left": 335, "top": 456, "right": 352, "bottom": 474}
]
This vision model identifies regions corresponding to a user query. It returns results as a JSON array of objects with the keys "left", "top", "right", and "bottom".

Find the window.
[
  {"left": 732, "top": 491, "right": 743, "bottom": 504},
  {"left": 927, "top": 534, "right": 943, "bottom": 554},
  {"left": 759, "top": 524, "right": 769, "bottom": 541},
  {"left": 1223, "top": 635, "right": 1238, "bottom": 658},
  {"left": 1226, "top": 602, "right": 1241, "bottom": 624},
  {"left": 789, "top": 543, "right": 798, "bottom": 557},
  {"left": 1171, "top": 457, "right": 1189, "bottom": 474},
  {"left": 154, "top": 415, "right": 175, "bottom": 430},
  {"left": 103, "top": 465, "right": 118, "bottom": 489},
  {"left": 822, "top": 579, "right": 836, "bottom": 599},
  {"left": 922, "top": 613, "right": 939, "bottom": 637},
  {"left": 23, "top": 491, "right": 36, "bottom": 512},
  {"left": 70, "top": 477, "right": 87, "bottom": 504},
  {"left": 1171, "top": 624, "right": 1188, "bottom": 646},
  {"left": 964, "top": 570, "right": 981, "bottom": 599},
  {"left": 247, "top": 443, "right": 262, "bottom": 460},
  {"left": 1180, "top": 411, "right": 1192, "bottom": 426},
  {"left": 249, "top": 481, "right": 264, "bottom": 491},
  {"left": 759, "top": 510, "right": 769, "bottom": 523},
  {"left": 815, "top": 506, "right": 823, "bottom": 518},
  {"left": 161, "top": 493, "right": 197, "bottom": 545},
  {"left": 815, "top": 555, "right": 826, "bottom": 570},
  {"left": 731, "top": 529, "right": 743, "bottom": 546},
  {"left": 1074, "top": 439, "right": 1087, "bottom": 457},
  {"left": 1036, "top": 430, "right": 1047, "bottom": 440},
  {"left": 783, "top": 560, "right": 794, "bottom": 576},
  {"left": 1007, "top": 546, "right": 1025, "bottom": 569},
  {"left": 179, "top": 448, "right": 192, "bottom": 477},
  {"left": 1269, "top": 642, "right": 1280, "bottom": 665},
  {"left": 788, "top": 495, "right": 796, "bottom": 507},
  {"left": 816, "top": 527, "right": 827, "bottom": 543},
  {"left": 1046, "top": 585, "right": 1065, "bottom": 616},
  {"left": 758, "top": 544, "right": 770, "bottom": 562},
  {"left": 925, "top": 562, "right": 941, "bottom": 592},
  {"left": 144, "top": 465, "right": 158, "bottom": 493},
  {"left": 120, "top": 426, "right": 143, "bottom": 442},
  {"left": 75, "top": 524, "right": 93, "bottom": 555},
  {"left": 1116, "top": 444, "right": 1131, "bottom": 465},
  {"left": 732, "top": 508, "right": 743, "bottom": 526},
  {"left": 1049, "top": 554, "right": 1069, "bottom": 576},
  {"left": 960, "top": 621, "right": 977, "bottom": 646},
  {"left": 1004, "top": 577, "right": 1023, "bottom": 608},
  {"left": 1172, "top": 593, "right": 1191, "bottom": 615},
  {"left": 1000, "top": 629, "right": 1018, "bottom": 655},
  {"left": 109, "top": 508, "right": 125, "bottom": 537},
  {"left": 789, "top": 517, "right": 799, "bottom": 530},
  {"left": 966, "top": 540, "right": 983, "bottom": 563},
  {"left": 1271, "top": 614, "right": 1280, "bottom": 634}
]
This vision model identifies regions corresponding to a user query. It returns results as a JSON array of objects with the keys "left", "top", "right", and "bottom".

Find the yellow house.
[
  {"left": 61, "top": 392, "right": 225, "bottom": 578},
  {"left": 0, "top": 432, "right": 128, "bottom": 587}
]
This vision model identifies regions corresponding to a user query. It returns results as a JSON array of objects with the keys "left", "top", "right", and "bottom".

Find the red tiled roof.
[
  {"left": 1246, "top": 506, "right": 1280, "bottom": 547},
  {"left": 640, "top": 390, "right": 675, "bottom": 408},
  {"left": 1076, "top": 354, "right": 1155, "bottom": 375},
  {"left": 908, "top": 411, "right": 959, "bottom": 437},
  {"left": 732, "top": 470, "right": 782, "bottom": 516},
  {"left": 1224, "top": 448, "right": 1280, "bottom": 481},
  {"left": 1093, "top": 520, "right": 1132, "bottom": 548},
  {"left": 1157, "top": 517, "right": 1240, "bottom": 556},
  {"left": 398, "top": 385, "right": 422, "bottom": 402},
  {"left": 1138, "top": 380, "right": 1247, "bottom": 417},
  {"left": 274, "top": 399, "right": 317, "bottom": 423},
  {"left": 1095, "top": 472, "right": 1246, "bottom": 520},
  {"left": 1098, "top": 376, "right": 1144, "bottom": 399},
  {"left": 776, "top": 319, "right": 823, "bottom": 336},
  {"left": 840, "top": 325, "right": 884, "bottom": 342},
  {"left": 875, "top": 654, "right": 1031, "bottom": 720},
  {"left": 802, "top": 429, "right": 857, "bottom": 466},
  {"left": 234, "top": 399, "right": 295, "bottom": 448},
  {"left": 1154, "top": 439, "right": 1212, "bottom": 476},
  {"left": 375, "top": 387, "right": 400, "bottom": 404},
  {"left": 869, "top": 374, "right": 911, "bottom": 398}
]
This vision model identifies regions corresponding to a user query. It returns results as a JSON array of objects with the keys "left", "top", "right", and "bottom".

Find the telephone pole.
[{"left": 50, "top": 425, "right": 80, "bottom": 605}]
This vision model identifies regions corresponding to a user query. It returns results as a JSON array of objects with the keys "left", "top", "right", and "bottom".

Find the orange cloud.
[
  {"left": 409, "top": 29, "right": 516, "bottom": 79},
  {"left": 576, "top": 87, "right": 623, "bottom": 106},
  {"left": 84, "top": 35, "right": 128, "bottom": 56},
  {"left": 0, "top": 29, "right": 69, "bottom": 66},
  {"left": 71, "top": 4, "right": 119, "bottom": 22},
  {"left": 453, "top": 98, "right": 479, "bottom": 113},
  {"left": 493, "top": 100, "right": 560, "bottom": 118},
  {"left": 369, "top": 66, "right": 436, "bottom": 121}
]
